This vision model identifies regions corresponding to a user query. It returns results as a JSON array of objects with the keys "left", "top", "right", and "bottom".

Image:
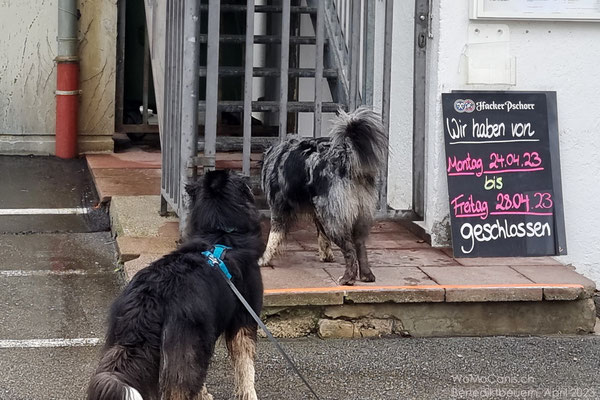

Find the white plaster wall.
[
  {"left": 0, "top": 0, "right": 117, "bottom": 154},
  {"left": 425, "top": 1, "right": 600, "bottom": 283},
  {"left": 0, "top": 1, "right": 57, "bottom": 135}
]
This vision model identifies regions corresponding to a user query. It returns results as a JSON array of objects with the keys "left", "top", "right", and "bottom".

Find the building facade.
[{"left": 1, "top": 0, "right": 598, "bottom": 284}]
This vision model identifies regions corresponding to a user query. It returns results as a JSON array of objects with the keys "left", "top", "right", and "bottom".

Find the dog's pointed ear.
[
  {"left": 203, "top": 169, "right": 230, "bottom": 194},
  {"left": 185, "top": 181, "right": 201, "bottom": 201}
]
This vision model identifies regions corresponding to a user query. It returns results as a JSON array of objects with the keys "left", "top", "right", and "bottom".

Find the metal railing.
[
  {"left": 148, "top": 0, "right": 399, "bottom": 232},
  {"left": 159, "top": 0, "right": 201, "bottom": 232}
]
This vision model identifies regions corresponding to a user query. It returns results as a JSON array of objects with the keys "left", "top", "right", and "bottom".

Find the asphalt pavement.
[
  {"left": 204, "top": 335, "right": 600, "bottom": 400},
  {"left": 0, "top": 156, "right": 119, "bottom": 400}
]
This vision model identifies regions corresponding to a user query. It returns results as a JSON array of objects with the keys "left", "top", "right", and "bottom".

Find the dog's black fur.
[
  {"left": 260, "top": 107, "right": 386, "bottom": 285},
  {"left": 87, "top": 170, "right": 264, "bottom": 400}
]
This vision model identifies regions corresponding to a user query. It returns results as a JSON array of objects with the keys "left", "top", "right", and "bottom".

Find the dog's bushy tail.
[
  {"left": 87, "top": 346, "right": 145, "bottom": 400},
  {"left": 330, "top": 107, "right": 386, "bottom": 176}
]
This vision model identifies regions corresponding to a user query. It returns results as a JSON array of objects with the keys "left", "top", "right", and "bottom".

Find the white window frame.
[{"left": 470, "top": 0, "right": 600, "bottom": 21}]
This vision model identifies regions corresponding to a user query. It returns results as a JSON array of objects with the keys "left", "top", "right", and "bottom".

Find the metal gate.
[
  {"left": 150, "top": 0, "right": 402, "bottom": 233},
  {"left": 158, "top": 0, "right": 201, "bottom": 232}
]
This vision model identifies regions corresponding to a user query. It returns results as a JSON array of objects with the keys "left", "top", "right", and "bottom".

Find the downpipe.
[{"left": 55, "top": 0, "right": 80, "bottom": 159}]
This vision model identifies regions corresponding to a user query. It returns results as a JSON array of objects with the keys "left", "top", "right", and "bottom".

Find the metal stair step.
[
  {"left": 197, "top": 137, "right": 279, "bottom": 153},
  {"left": 199, "top": 5, "right": 317, "bottom": 14},
  {"left": 198, "top": 34, "right": 321, "bottom": 45},
  {"left": 198, "top": 67, "right": 338, "bottom": 78},
  {"left": 198, "top": 101, "right": 345, "bottom": 113}
]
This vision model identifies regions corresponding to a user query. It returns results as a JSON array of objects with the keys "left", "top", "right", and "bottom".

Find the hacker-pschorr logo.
[{"left": 454, "top": 99, "right": 475, "bottom": 113}]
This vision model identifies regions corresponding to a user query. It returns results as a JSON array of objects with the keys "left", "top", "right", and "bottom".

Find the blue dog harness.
[{"left": 201, "top": 244, "right": 232, "bottom": 279}]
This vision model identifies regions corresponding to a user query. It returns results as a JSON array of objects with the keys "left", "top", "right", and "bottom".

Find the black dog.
[
  {"left": 259, "top": 107, "right": 386, "bottom": 285},
  {"left": 88, "top": 170, "right": 264, "bottom": 400}
]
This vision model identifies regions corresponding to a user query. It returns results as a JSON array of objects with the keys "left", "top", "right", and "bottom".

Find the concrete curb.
[{"left": 262, "top": 298, "right": 597, "bottom": 339}]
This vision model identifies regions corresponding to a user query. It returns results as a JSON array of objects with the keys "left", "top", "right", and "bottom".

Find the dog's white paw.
[
  {"left": 318, "top": 251, "right": 335, "bottom": 263},
  {"left": 338, "top": 274, "right": 356, "bottom": 286},
  {"left": 258, "top": 257, "right": 272, "bottom": 267},
  {"left": 201, "top": 384, "right": 214, "bottom": 400},
  {"left": 235, "top": 392, "right": 258, "bottom": 400}
]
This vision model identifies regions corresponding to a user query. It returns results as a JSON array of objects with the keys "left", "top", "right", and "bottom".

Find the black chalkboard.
[{"left": 442, "top": 91, "right": 567, "bottom": 258}]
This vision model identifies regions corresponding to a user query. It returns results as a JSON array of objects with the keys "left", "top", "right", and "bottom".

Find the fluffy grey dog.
[{"left": 260, "top": 107, "right": 386, "bottom": 285}]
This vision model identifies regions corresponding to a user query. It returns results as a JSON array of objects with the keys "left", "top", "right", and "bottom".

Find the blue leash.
[{"left": 202, "top": 245, "right": 321, "bottom": 400}]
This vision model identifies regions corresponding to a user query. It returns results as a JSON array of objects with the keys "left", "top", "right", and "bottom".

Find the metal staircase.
[
  {"left": 144, "top": 0, "right": 391, "bottom": 231},
  {"left": 193, "top": 1, "right": 354, "bottom": 133}
]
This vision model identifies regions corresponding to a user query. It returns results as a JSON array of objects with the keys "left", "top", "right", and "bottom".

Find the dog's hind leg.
[
  {"left": 226, "top": 326, "right": 258, "bottom": 400},
  {"left": 354, "top": 220, "right": 376, "bottom": 282},
  {"left": 331, "top": 235, "right": 359, "bottom": 286},
  {"left": 314, "top": 217, "right": 335, "bottom": 262},
  {"left": 159, "top": 323, "right": 214, "bottom": 400},
  {"left": 259, "top": 217, "right": 287, "bottom": 267}
]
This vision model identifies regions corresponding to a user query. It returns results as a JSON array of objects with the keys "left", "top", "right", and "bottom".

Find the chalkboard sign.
[{"left": 442, "top": 91, "right": 567, "bottom": 258}]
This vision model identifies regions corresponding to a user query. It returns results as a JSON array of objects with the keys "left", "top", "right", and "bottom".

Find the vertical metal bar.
[
  {"left": 163, "top": 0, "right": 173, "bottom": 197},
  {"left": 313, "top": 0, "right": 325, "bottom": 138},
  {"left": 379, "top": 0, "right": 393, "bottom": 212},
  {"left": 174, "top": 0, "right": 184, "bottom": 203},
  {"left": 143, "top": 27, "right": 150, "bottom": 125},
  {"left": 243, "top": 0, "right": 255, "bottom": 176},
  {"left": 179, "top": 0, "right": 202, "bottom": 234},
  {"left": 151, "top": 0, "right": 158, "bottom": 58},
  {"left": 205, "top": 0, "right": 221, "bottom": 168},
  {"left": 160, "top": 195, "right": 168, "bottom": 216},
  {"left": 115, "top": 0, "right": 126, "bottom": 133},
  {"left": 168, "top": 1, "right": 177, "bottom": 200},
  {"left": 413, "top": 0, "right": 428, "bottom": 217},
  {"left": 160, "top": 0, "right": 167, "bottom": 195},
  {"left": 278, "top": 0, "right": 291, "bottom": 140},
  {"left": 348, "top": 0, "right": 361, "bottom": 111},
  {"left": 362, "top": 0, "right": 375, "bottom": 107},
  {"left": 340, "top": 0, "right": 346, "bottom": 47}
]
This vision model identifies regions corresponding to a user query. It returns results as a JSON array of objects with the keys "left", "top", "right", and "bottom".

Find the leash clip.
[{"left": 202, "top": 245, "right": 232, "bottom": 280}]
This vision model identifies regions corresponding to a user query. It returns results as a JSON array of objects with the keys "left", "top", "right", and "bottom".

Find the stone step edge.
[
  {"left": 261, "top": 298, "right": 597, "bottom": 339},
  {"left": 264, "top": 283, "right": 588, "bottom": 307}
]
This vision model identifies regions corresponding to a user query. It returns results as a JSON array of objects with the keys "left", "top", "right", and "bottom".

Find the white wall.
[
  {"left": 424, "top": 1, "right": 600, "bottom": 283},
  {"left": 0, "top": 0, "right": 117, "bottom": 154}
]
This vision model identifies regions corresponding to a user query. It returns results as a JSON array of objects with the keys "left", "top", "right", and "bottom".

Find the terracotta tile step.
[
  {"left": 91, "top": 168, "right": 161, "bottom": 203},
  {"left": 262, "top": 280, "right": 589, "bottom": 307}
]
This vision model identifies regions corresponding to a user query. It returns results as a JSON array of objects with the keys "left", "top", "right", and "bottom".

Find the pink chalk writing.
[
  {"left": 490, "top": 211, "right": 553, "bottom": 216},
  {"left": 451, "top": 194, "right": 489, "bottom": 220},
  {"left": 489, "top": 151, "right": 542, "bottom": 170},
  {"left": 447, "top": 153, "right": 484, "bottom": 177}
]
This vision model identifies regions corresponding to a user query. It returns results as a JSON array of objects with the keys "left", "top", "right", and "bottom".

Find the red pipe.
[{"left": 55, "top": 61, "right": 79, "bottom": 159}]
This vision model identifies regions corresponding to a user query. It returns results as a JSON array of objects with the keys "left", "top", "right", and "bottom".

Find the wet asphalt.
[
  {"left": 0, "top": 156, "right": 119, "bottom": 400},
  {"left": 1, "top": 156, "right": 599, "bottom": 400},
  {"left": 0, "top": 156, "right": 109, "bottom": 234}
]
